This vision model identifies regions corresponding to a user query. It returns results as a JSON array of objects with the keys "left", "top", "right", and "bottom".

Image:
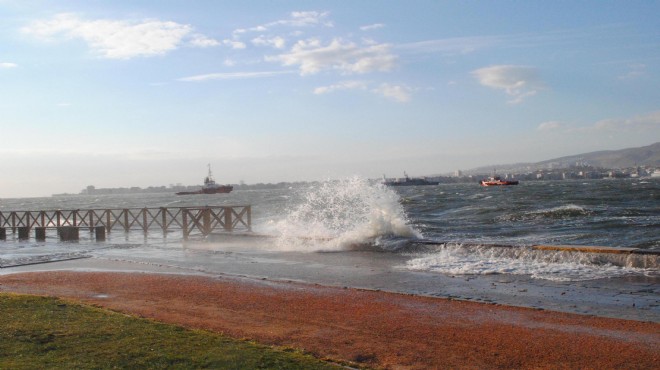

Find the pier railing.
[{"left": 0, "top": 206, "right": 251, "bottom": 241}]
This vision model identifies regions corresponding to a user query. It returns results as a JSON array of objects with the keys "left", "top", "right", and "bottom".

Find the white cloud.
[
  {"left": 472, "top": 65, "right": 544, "bottom": 104},
  {"left": 541, "top": 112, "right": 660, "bottom": 135},
  {"left": 398, "top": 36, "right": 500, "bottom": 55},
  {"left": 264, "top": 11, "right": 332, "bottom": 29},
  {"left": 314, "top": 80, "right": 411, "bottom": 103},
  {"left": 252, "top": 35, "right": 286, "bottom": 49},
  {"left": 225, "top": 11, "right": 332, "bottom": 55},
  {"left": 189, "top": 34, "right": 220, "bottom": 48},
  {"left": 618, "top": 63, "right": 646, "bottom": 81},
  {"left": 267, "top": 38, "right": 397, "bottom": 75},
  {"left": 222, "top": 39, "right": 247, "bottom": 49},
  {"left": 372, "top": 83, "right": 412, "bottom": 103},
  {"left": 0, "top": 62, "right": 18, "bottom": 68},
  {"left": 313, "top": 80, "right": 368, "bottom": 94},
  {"left": 580, "top": 111, "right": 660, "bottom": 132},
  {"left": 232, "top": 11, "right": 332, "bottom": 37},
  {"left": 178, "top": 70, "right": 294, "bottom": 82},
  {"left": 22, "top": 13, "right": 218, "bottom": 59},
  {"left": 360, "top": 23, "right": 384, "bottom": 31},
  {"left": 286, "top": 11, "right": 332, "bottom": 27},
  {"left": 538, "top": 121, "right": 562, "bottom": 131}
]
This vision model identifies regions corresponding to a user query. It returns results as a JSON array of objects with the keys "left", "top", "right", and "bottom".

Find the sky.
[{"left": 1, "top": 0, "right": 659, "bottom": 197}]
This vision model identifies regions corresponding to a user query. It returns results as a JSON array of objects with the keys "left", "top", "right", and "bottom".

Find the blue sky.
[{"left": 1, "top": 0, "right": 659, "bottom": 197}]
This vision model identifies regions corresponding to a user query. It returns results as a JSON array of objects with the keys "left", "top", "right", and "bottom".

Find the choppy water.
[
  {"left": 401, "top": 179, "right": 660, "bottom": 250},
  {"left": 1, "top": 177, "right": 658, "bottom": 282}
]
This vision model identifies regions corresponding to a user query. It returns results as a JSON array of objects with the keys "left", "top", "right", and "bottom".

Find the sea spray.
[{"left": 271, "top": 176, "right": 421, "bottom": 251}]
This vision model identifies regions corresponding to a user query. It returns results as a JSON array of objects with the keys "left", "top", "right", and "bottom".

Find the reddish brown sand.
[{"left": 1, "top": 271, "right": 658, "bottom": 369}]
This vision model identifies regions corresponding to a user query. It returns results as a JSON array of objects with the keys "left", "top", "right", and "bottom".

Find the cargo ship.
[
  {"left": 176, "top": 165, "right": 233, "bottom": 195},
  {"left": 382, "top": 172, "right": 439, "bottom": 186}
]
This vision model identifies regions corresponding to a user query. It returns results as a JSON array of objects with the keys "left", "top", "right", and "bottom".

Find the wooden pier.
[{"left": 0, "top": 206, "right": 251, "bottom": 241}]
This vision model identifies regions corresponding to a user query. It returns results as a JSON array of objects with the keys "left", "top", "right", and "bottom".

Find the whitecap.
[
  {"left": 403, "top": 244, "right": 654, "bottom": 281},
  {"left": 269, "top": 176, "right": 421, "bottom": 251}
]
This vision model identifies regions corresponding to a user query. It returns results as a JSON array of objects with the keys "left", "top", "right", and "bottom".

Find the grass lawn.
[{"left": 0, "top": 293, "right": 340, "bottom": 369}]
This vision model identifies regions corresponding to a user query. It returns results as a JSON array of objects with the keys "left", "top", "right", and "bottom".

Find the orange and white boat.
[{"left": 480, "top": 176, "right": 519, "bottom": 186}]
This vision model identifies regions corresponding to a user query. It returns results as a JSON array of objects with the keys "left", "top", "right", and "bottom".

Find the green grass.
[{"left": 0, "top": 293, "right": 339, "bottom": 369}]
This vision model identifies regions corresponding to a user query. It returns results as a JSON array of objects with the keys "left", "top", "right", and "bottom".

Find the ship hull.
[
  {"left": 176, "top": 186, "right": 233, "bottom": 195},
  {"left": 384, "top": 181, "right": 439, "bottom": 186},
  {"left": 480, "top": 180, "right": 519, "bottom": 186}
]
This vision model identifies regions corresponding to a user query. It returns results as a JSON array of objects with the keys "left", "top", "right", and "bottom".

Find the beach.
[{"left": 1, "top": 262, "right": 658, "bottom": 369}]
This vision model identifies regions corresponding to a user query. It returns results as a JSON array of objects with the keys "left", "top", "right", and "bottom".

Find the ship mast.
[{"left": 204, "top": 163, "right": 216, "bottom": 186}]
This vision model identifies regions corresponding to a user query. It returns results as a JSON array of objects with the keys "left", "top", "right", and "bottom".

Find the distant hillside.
[
  {"left": 468, "top": 142, "right": 660, "bottom": 174},
  {"left": 538, "top": 142, "right": 660, "bottom": 168}
]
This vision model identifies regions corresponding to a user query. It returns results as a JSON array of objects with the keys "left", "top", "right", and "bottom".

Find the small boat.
[
  {"left": 480, "top": 175, "right": 519, "bottom": 186},
  {"left": 383, "top": 172, "right": 439, "bottom": 186},
  {"left": 176, "top": 165, "right": 233, "bottom": 195}
]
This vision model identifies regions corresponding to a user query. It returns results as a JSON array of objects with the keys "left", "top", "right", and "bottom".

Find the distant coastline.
[
  {"left": 55, "top": 142, "right": 659, "bottom": 197},
  {"left": 51, "top": 164, "right": 658, "bottom": 197},
  {"left": 54, "top": 181, "right": 312, "bottom": 197}
]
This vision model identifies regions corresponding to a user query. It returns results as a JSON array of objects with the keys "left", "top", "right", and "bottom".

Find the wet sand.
[{"left": 1, "top": 270, "right": 658, "bottom": 369}]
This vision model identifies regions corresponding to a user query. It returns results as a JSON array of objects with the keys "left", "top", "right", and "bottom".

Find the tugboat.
[
  {"left": 480, "top": 175, "right": 519, "bottom": 186},
  {"left": 176, "top": 165, "right": 233, "bottom": 195},
  {"left": 383, "top": 172, "right": 439, "bottom": 186}
]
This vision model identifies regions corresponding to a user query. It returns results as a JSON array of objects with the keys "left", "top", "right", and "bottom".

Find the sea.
[{"left": 1, "top": 177, "right": 658, "bottom": 284}]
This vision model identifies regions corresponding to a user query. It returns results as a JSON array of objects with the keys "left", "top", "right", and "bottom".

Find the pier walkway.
[{"left": 0, "top": 206, "right": 251, "bottom": 241}]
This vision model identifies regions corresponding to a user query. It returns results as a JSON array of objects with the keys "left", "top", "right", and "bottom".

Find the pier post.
[
  {"left": 35, "top": 227, "right": 47, "bottom": 241},
  {"left": 143, "top": 208, "right": 148, "bottom": 234},
  {"left": 182, "top": 209, "right": 189, "bottom": 240},
  {"left": 247, "top": 206, "right": 252, "bottom": 231},
  {"left": 161, "top": 207, "right": 167, "bottom": 235},
  {"left": 106, "top": 212, "right": 112, "bottom": 233},
  {"left": 123, "top": 209, "right": 130, "bottom": 232},
  {"left": 223, "top": 207, "right": 232, "bottom": 232},
  {"left": 18, "top": 227, "right": 30, "bottom": 240},
  {"left": 58, "top": 226, "right": 79, "bottom": 241},
  {"left": 202, "top": 208, "right": 212, "bottom": 235},
  {"left": 0, "top": 227, "right": 6, "bottom": 241},
  {"left": 94, "top": 226, "right": 106, "bottom": 241}
]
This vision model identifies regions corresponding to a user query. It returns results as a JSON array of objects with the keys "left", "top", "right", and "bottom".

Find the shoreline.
[
  {"left": 1, "top": 269, "right": 658, "bottom": 369},
  {"left": 1, "top": 251, "right": 659, "bottom": 323}
]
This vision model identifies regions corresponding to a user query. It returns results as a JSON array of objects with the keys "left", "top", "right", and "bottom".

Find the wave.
[
  {"left": 402, "top": 243, "right": 657, "bottom": 282},
  {"left": 497, "top": 204, "right": 592, "bottom": 222},
  {"left": 266, "top": 176, "right": 421, "bottom": 251}
]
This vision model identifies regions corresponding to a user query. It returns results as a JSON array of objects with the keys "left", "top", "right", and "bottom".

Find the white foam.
[
  {"left": 268, "top": 176, "right": 420, "bottom": 251},
  {"left": 404, "top": 245, "right": 654, "bottom": 281}
]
